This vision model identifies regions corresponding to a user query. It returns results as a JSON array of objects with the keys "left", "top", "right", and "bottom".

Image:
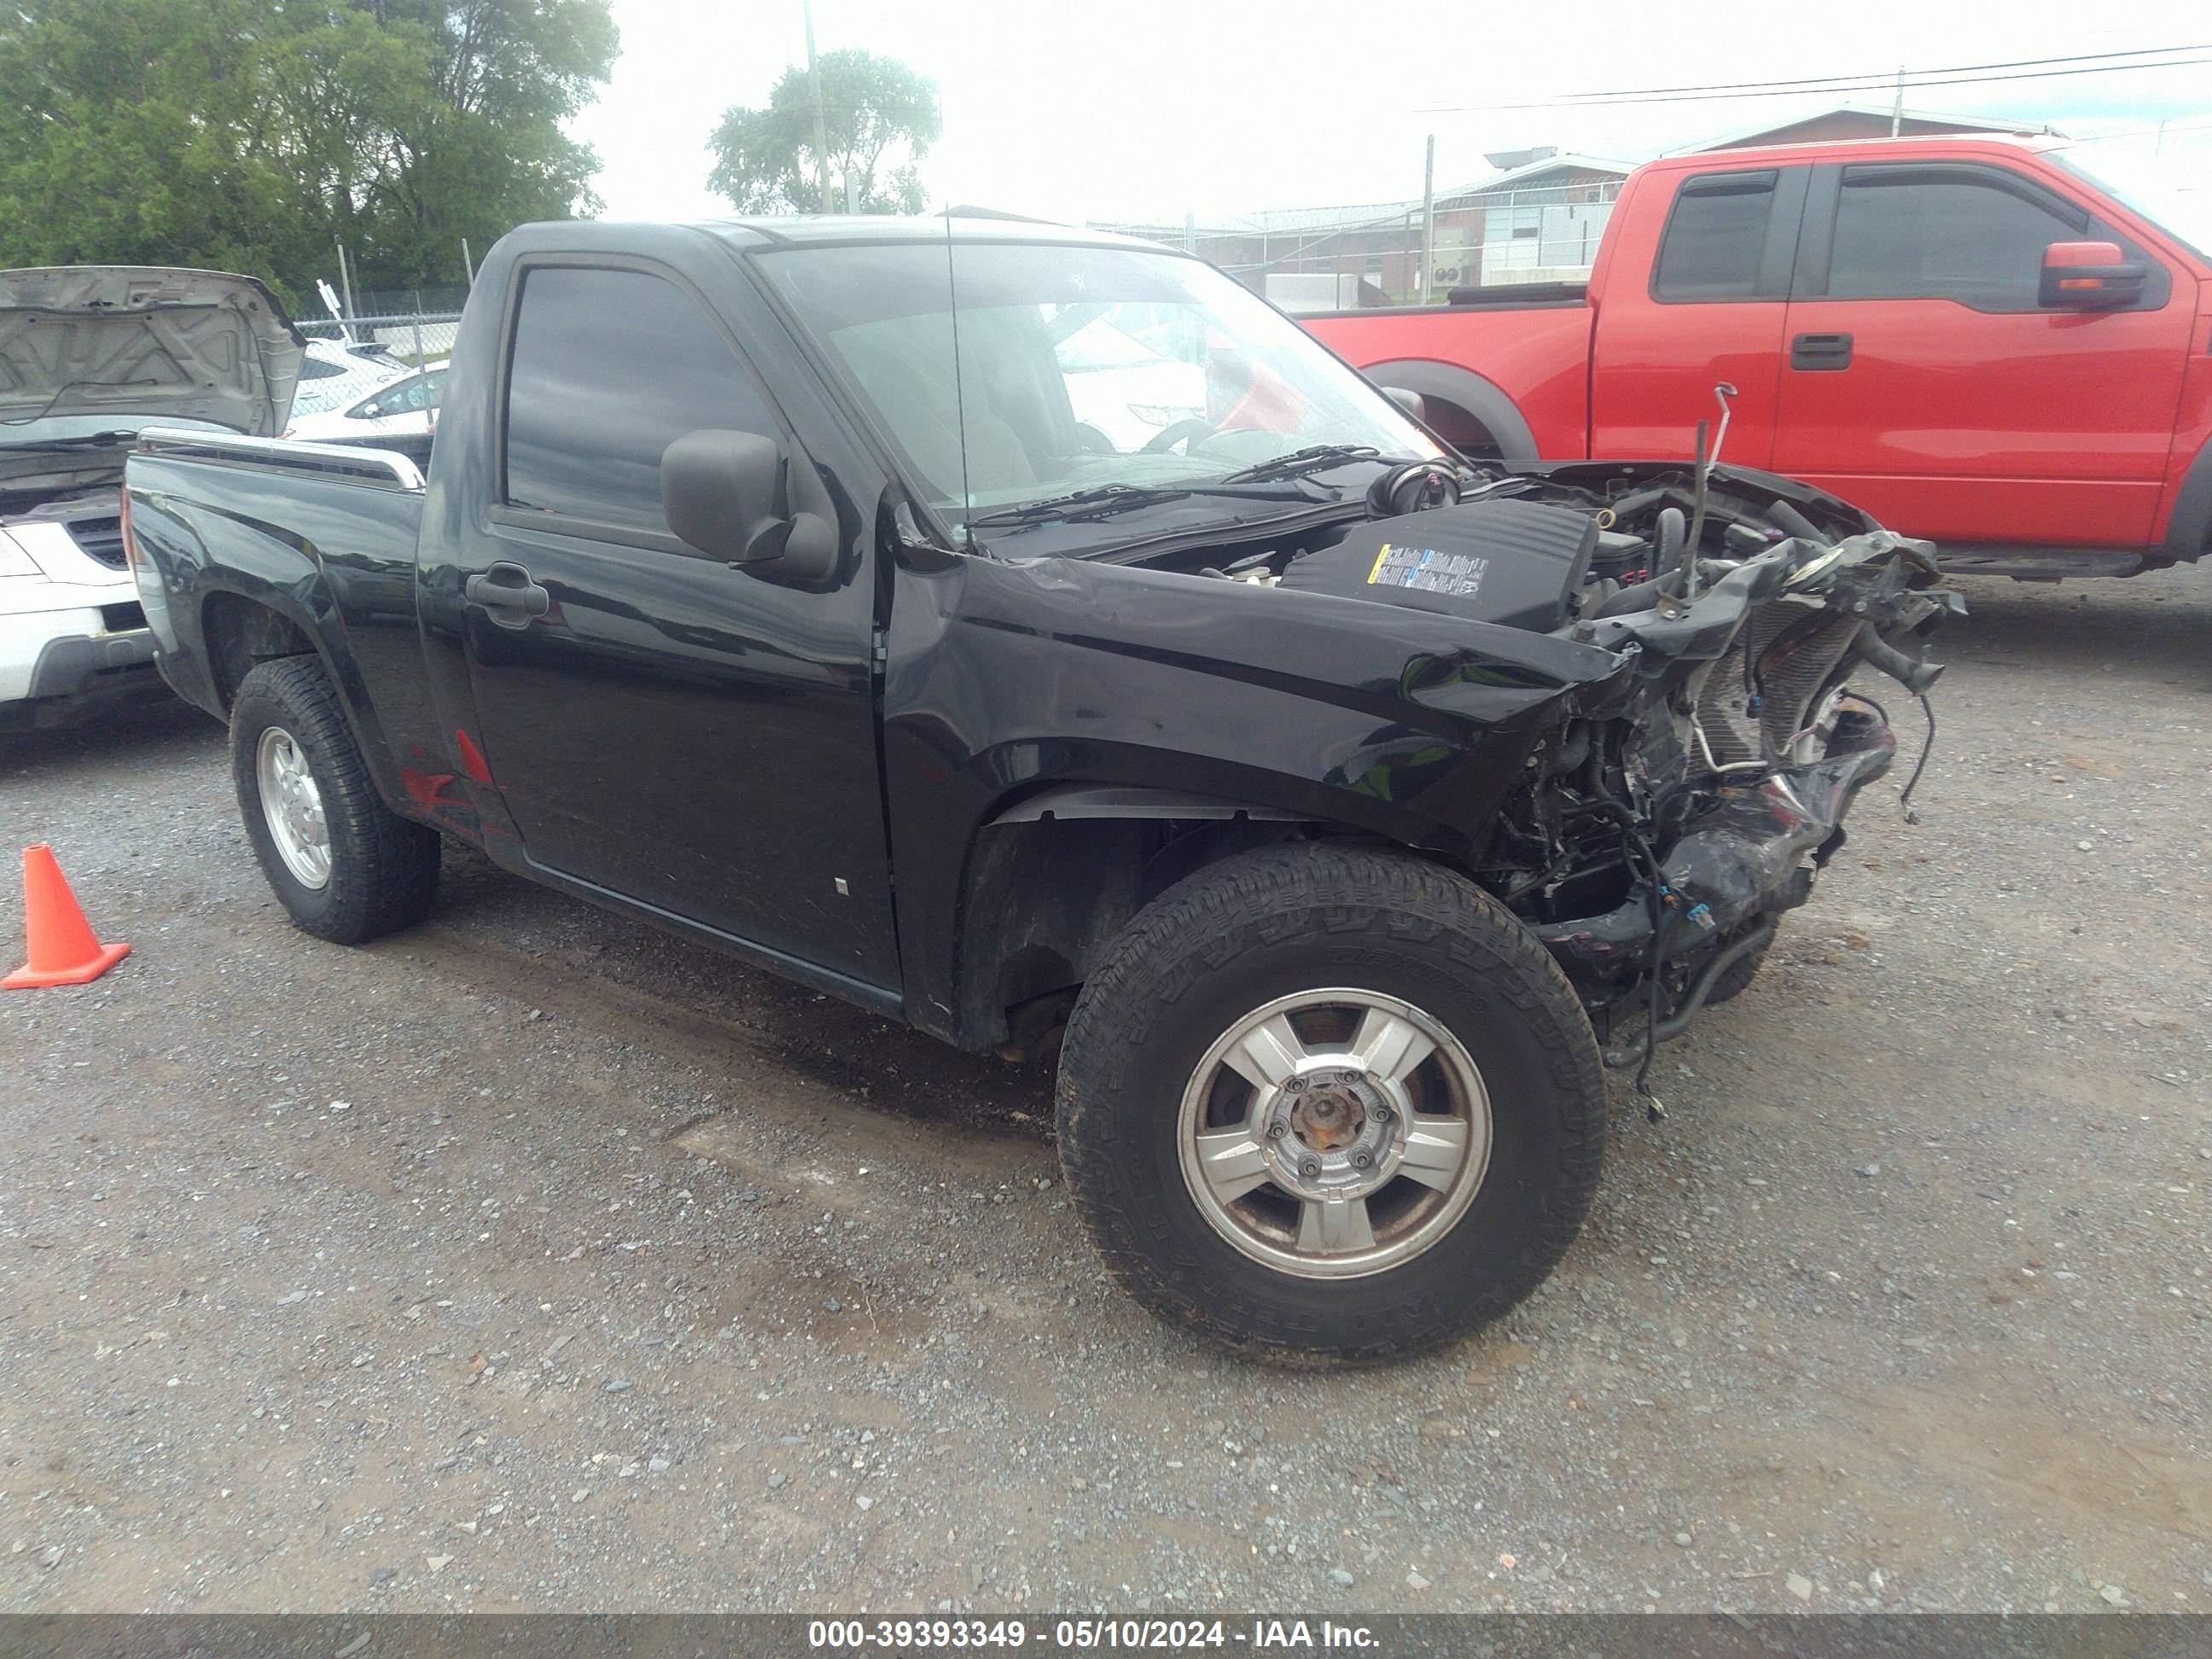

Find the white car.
[
  {"left": 285, "top": 363, "right": 444, "bottom": 445},
  {"left": 1053, "top": 314, "right": 1207, "bottom": 452},
  {"left": 0, "top": 265, "right": 302, "bottom": 731},
  {"left": 288, "top": 338, "right": 410, "bottom": 421}
]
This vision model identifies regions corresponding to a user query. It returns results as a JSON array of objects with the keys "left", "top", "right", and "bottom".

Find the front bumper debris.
[{"left": 1534, "top": 701, "right": 1897, "bottom": 1033}]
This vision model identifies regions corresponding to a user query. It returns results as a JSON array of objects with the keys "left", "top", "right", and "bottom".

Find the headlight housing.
[{"left": 0, "top": 531, "right": 39, "bottom": 579}]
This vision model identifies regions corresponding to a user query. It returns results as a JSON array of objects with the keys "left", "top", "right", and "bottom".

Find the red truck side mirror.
[{"left": 2039, "top": 241, "right": 2146, "bottom": 311}]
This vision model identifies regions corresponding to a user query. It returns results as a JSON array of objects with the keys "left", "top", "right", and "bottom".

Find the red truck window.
[
  {"left": 1828, "top": 168, "right": 2079, "bottom": 312},
  {"left": 1663, "top": 173, "right": 1796, "bottom": 307},
  {"left": 1803, "top": 161, "right": 2172, "bottom": 314}
]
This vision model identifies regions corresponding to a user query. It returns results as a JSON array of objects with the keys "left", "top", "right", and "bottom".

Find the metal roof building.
[{"left": 1091, "top": 151, "right": 1633, "bottom": 307}]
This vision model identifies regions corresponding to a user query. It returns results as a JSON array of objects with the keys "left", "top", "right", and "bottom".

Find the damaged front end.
[
  {"left": 1461, "top": 467, "right": 1959, "bottom": 1080},
  {"left": 1532, "top": 703, "right": 1895, "bottom": 1067}
]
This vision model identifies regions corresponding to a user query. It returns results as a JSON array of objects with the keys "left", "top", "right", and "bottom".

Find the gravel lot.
[{"left": 3, "top": 566, "right": 2208, "bottom": 1615}]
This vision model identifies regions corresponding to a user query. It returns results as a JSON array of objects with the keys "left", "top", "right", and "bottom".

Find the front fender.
[{"left": 882, "top": 550, "right": 1625, "bottom": 1043}]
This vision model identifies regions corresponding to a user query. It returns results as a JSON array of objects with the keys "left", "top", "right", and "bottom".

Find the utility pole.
[
  {"left": 1420, "top": 134, "right": 1436, "bottom": 302},
  {"left": 804, "top": 0, "right": 833, "bottom": 214},
  {"left": 461, "top": 237, "right": 474, "bottom": 286},
  {"left": 1890, "top": 65, "right": 1905, "bottom": 137},
  {"left": 334, "top": 241, "right": 357, "bottom": 331}
]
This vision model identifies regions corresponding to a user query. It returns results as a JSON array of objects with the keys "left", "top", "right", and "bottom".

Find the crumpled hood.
[{"left": 0, "top": 266, "right": 303, "bottom": 436}]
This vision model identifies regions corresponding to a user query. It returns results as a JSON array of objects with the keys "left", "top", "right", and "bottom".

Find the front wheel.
[{"left": 1056, "top": 842, "right": 1607, "bottom": 1364}]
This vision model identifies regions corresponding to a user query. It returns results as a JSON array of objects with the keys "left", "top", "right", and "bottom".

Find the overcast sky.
[{"left": 570, "top": 2, "right": 2212, "bottom": 227}]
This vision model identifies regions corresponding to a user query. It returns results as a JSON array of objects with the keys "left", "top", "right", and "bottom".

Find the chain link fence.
[
  {"left": 298, "top": 309, "right": 462, "bottom": 365},
  {"left": 1095, "top": 178, "right": 1624, "bottom": 306},
  {"left": 297, "top": 284, "right": 469, "bottom": 364}
]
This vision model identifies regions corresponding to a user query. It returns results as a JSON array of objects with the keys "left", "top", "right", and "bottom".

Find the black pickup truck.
[{"left": 124, "top": 216, "right": 1951, "bottom": 1362}]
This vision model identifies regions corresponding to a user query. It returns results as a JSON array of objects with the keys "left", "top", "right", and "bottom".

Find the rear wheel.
[
  {"left": 1423, "top": 399, "right": 1505, "bottom": 460},
  {"left": 1056, "top": 842, "right": 1606, "bottom": 1363},
  {"left": 231, "top": 656, "right": 440, "bottom": 944}
]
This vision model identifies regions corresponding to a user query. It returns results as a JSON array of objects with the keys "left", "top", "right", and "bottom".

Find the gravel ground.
[{"left": 2, "top": 566, "right": 2208, "bottom": 1615}]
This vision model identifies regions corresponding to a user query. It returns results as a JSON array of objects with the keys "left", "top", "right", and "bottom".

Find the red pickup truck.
[{"left": 1307, "top": 137, "right": 2212, "bottom": 579}]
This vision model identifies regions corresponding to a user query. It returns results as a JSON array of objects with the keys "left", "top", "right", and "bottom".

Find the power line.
[
  {"left": 1420, "top": 48, "right": 2212, "bottom": 114},
  {"left": 1423, "top": 57, "right": 2212, "bottom": 116},
  {"left": 2064, "top": 117, "right": 2212, "bottom": 144},
  {"left": 1483, "top": 44, "right": 2209, "bottom": 105}
]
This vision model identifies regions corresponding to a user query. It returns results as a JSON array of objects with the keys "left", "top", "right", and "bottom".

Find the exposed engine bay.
[{"left": 1152, "top": 457, "right": 1959, "bottom": 1090}]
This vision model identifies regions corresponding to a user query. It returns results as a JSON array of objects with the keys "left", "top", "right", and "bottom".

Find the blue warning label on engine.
[{"left": 1366, "top": 541, "right": 1489, "bottom": 599}]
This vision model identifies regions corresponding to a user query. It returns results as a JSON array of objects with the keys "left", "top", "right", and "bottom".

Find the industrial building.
[{"left": 1097, "top": 106, "right": 2052, "bottom": 308}]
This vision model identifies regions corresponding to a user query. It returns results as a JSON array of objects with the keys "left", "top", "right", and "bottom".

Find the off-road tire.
[
  {"left": 1056, "top": 841, "right": 1607, "bottom": 1365},
  {"left": 231, "top": 656, "right": 440, "bottom": 944}
]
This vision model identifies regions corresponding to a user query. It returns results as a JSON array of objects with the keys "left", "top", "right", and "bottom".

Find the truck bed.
[
  {"left": 1304, "top": 282, "right": 1590, "bottom": 318},
  {"left": 134, "top": 427, "right": 432, "bottom": 493},
  {"left": 1302, "top": 301, "right": 1595, "bottom": 460},
  {"left": 125, "top": 427, "right": 436, "bottom": 813}
]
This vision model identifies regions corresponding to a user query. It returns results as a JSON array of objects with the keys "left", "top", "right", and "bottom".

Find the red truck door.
[
  {"left": 1588, "top": 165, "right": 1810, "bottom": 468},
  {"left": 1773, "top": 160, "right": 2194, "bottom": 549}
]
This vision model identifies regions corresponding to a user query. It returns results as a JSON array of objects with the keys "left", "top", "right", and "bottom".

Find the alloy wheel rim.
[
  {"left": 256, "top": 725, "right": 332, "bottom": 890},
  {"left": 1176, "top": 987, "right": 1492, "bottom": 1280}
]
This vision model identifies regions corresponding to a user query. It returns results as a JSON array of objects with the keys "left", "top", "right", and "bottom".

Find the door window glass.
[
  {"left": 1654, "top": 172, "right": 1777, "bottom": 300},
  {"left": 503, "top": 266, "right": 776, "bottom": 535},
  {"left": 1827, "top": 170, "right": 2081, "bottom": 310},
  {"left": 359, "top": 375, "right": 428, "bottom": 418}
]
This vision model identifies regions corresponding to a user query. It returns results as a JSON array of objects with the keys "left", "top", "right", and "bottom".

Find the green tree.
[
  {"left": 341, "top": 0, "right": 617, "bottom": 290},
  {"left": 0, "top": 0, "right": 617, "bottom": 305},
  {"left": 708, "top": 48, "right": 940, "bottom": 215}
]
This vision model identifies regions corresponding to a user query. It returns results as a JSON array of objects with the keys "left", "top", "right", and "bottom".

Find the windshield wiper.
[
  {"left": 968, "top": 480, "right": 1310, "bottom": 531},
  {"left": 1217, "top": 444, "right": 1386, "bottom": 484}
]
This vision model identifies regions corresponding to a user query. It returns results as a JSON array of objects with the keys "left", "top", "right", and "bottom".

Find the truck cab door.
[
  {"left": 1773, "top": 160, "right": 2194, "bottom": 549},
  {"left": 1588, "top": 165, "right": 1808, "bottom": 467},
  {"left": 442, "top": 254, "right": 900, "bottom": 995}
]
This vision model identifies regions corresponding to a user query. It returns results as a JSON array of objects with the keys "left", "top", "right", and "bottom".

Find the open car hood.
[{"left": 0, "top": 266, "right": 304, "bottom": 435}]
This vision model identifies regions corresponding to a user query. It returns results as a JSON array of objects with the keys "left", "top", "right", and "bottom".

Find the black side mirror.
[
  {"left": 1382, "top": 385, "right": 1428, "bottom": 422},
  {"left": 2039, "top": 241, "right": 2146, "bottom": 310},
  {"left": 661, "top": 428, "right": 838, "bottom": 585}
]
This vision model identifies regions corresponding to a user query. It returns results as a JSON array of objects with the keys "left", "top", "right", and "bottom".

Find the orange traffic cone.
[{"left": 3, "top": 844, "right": 131, "bottom": 989}]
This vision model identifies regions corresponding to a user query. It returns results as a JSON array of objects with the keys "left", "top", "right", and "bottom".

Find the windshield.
[
  {"left": 759, "top": 238, "right": 1441, "bottom": 537},
  {"left": 292, "top": 341, "right": 409, "bottom": 416},
  {"left": 2049, "top": 148, "right": 2212, "bottom": 262},
  {"left": 294, "top": 370, "right": 403, "bottom": 416}
]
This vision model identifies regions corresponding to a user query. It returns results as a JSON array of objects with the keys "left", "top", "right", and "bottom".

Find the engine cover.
[{"left": 1281, "top": 498, "right": 1598, "bottom": 634}]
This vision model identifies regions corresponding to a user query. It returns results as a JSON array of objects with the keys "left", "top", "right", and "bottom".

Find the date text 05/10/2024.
[{"left": 806, "top": 1618, "right": 1382, "bottom": 1650}]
